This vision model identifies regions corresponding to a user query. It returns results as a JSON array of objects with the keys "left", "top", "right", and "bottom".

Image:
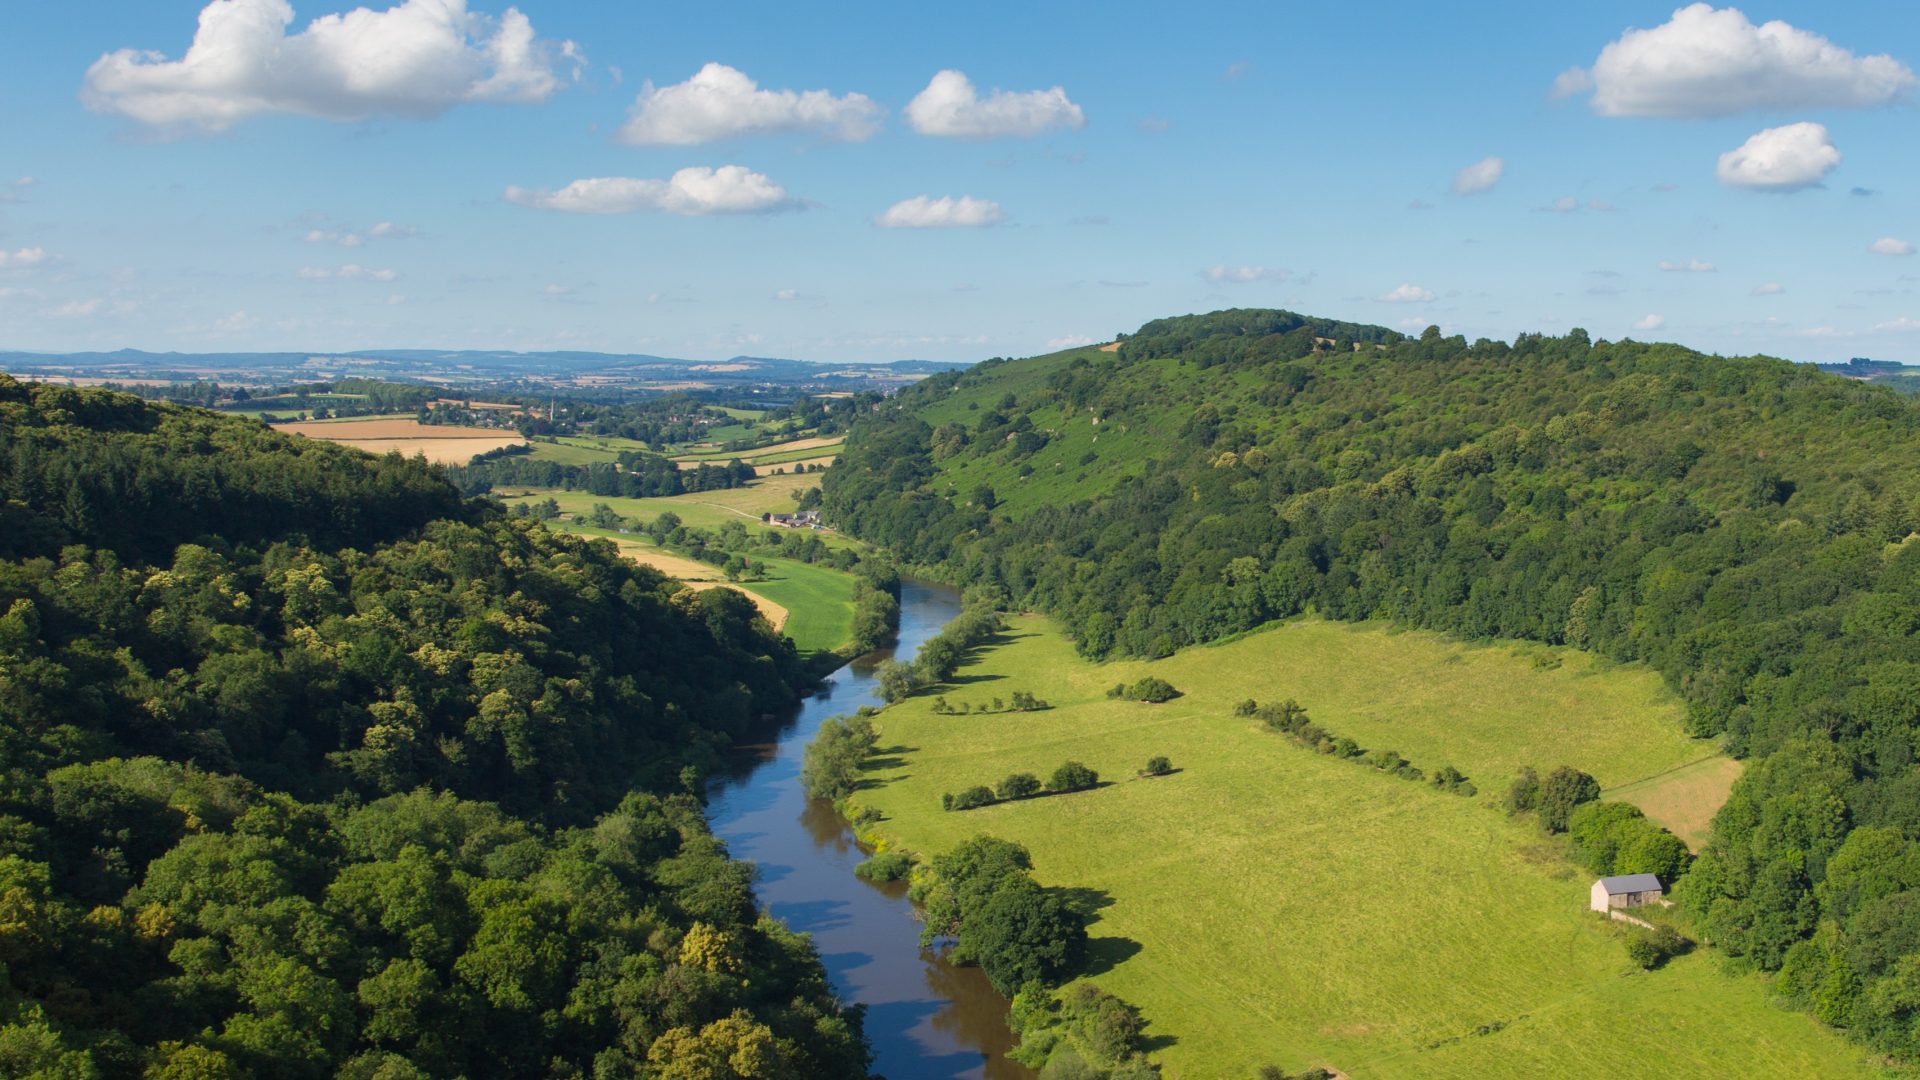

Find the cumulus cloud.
[
  {"left": 1451, "top": 156, "right": 1504, "bottom": 195},
  {"left": 1634, "top": 313, "right": 1667, "bottom": 331},
  {"left": 1202, "top": 265, "right": 1288, "bottom": 284},
  {"left": 1046, "top": 334, "right": 1097, "bottom": 349},
  {"left": 617, "top": 63, "right": 881, "bottom": 144},
  {"left": 774, "top": 288, "right": 799, "bottom": 301},
  {"left": 1875, "top": 316, "right": 1920, "bottom": 332},
  {"left": 1716, "top": 122, "right": 1840, "bottom": 190},
  {"left": 1557, "top": 4, "right": 1915, "bottom": 117},
  {"left": 0, "top": 247, "right": 49, "bottom": 268},
  {"left": 873, "top": 194, "right": 1005, "bottom": 228},
  {"left": 83, "top": 0, "right": 581, "bottom": 133},
  {"left": 1870, "top": 237, "right": 1915, "bottom": 256},
  {"left": 1658, "top": 258, "right": 1716, "bottom": 272},
  {"left": 904, "top": 70, "right": 1084, "bottom": 138},
  {"left": 305, "top": 220, "right": 415, "bottom": 246},
  {"left": 299, "top": 263, "right": 398, "bottom": 281},
  {"left": 1378, "top": 283, "right": 1436, "bottom": 303},
  {"left": 1752, "top": 281, "right": 1785, "bottom": 295},
  {"left": 505, "top": 166, "right": 798, "bottom": 216}
]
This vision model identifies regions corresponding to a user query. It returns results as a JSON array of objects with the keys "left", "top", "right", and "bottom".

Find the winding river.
[{"left": 705, "top": 580, "right": 1037, "bottom": 1079}]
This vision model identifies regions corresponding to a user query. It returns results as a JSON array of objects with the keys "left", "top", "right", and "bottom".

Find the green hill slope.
[{"left": 824, "top": 309, "right": 1920, "bottom": 1065}]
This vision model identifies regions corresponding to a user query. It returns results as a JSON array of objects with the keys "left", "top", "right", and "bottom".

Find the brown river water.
[{"left": 704, "top": 579, "right": 1037, "bottom": 1079}]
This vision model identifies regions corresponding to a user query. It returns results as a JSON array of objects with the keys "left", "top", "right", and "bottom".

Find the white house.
[{"left": 1590, "top": 873, "right": 1664, "bottom": 913}]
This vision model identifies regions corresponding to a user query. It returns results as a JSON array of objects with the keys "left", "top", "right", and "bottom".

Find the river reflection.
[{"left": 704, "top": 580, "right": 1036, "bottom": 1080}]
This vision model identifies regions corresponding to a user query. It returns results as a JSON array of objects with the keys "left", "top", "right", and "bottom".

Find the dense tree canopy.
[{"left": 0, "top": 376, "right": 868, "bottom": 1077}]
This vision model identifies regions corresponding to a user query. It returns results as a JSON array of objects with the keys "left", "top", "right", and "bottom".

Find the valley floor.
[{"left": 853, "top": 615, "right": 1889, "bottom": 1079}]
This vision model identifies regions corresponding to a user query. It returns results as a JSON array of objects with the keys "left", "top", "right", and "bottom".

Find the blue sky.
[{"left": 2, "top": 1, "right": 1917, "bottom": 362}]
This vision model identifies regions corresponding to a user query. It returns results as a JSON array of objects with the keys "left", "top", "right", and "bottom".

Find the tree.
[
  {"left": 1537, "top": 766, "right": 1600, "bottom": 832},
  {"left": 1124, "top": 677, "right": 1177, "bottom": 703},
  {"left": 1143, "top": 756, "right": 1172, "bottom": 776},
  {"left": 1047, "top": 762, "right": 1099, "bottom": 793},
  {"left": 996, "top": 773, "right": 1041, "bottom": 800}
]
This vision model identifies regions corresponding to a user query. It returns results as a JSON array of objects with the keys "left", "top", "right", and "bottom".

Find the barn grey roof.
[{"left": 1597, "top": 873, "right": 1664, "bottom": 894}]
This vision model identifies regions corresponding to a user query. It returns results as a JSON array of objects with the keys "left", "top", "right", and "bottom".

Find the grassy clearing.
[
  {"left": 852, "top": 616, "right": 1878, "bottom": 1079},
  {"left": 673, "top": 434, "right": 842, "bottom": 463},
  {"left": 548, "top": 521, "right": 854, "bottom": 659},
  {"left": 525, "top": 435, "right": 657, "bottom": 465},
  {"left": 1605, "top": 757, "right": 1746, "bottom": 850},
  {"left": 501, "top": 477, "right": 858, "bottom": 550}
]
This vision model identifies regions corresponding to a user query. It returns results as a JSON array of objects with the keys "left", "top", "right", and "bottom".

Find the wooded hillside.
[
  {"left": 823, "top": 310, "right": 1920, "bottom": 1059},
  {"left": 0, "top": 376, "right": 868, "bottom": 1077}
]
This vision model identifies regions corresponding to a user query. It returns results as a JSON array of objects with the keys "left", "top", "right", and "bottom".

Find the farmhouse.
[
  {"left": 1590, "top": 873, "right": 1664, "bottom": 913},
  {"left": 766, "top": 510, "right": 824, "bottom": 529}
]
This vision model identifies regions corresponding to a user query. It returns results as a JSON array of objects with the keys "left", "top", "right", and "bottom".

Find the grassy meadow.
[
  {"left": 852, "top": 615, "right": 1886, "bottom": 1079},
  {"left": 501, "top": 474, "right": 859, "bottom": 549}
]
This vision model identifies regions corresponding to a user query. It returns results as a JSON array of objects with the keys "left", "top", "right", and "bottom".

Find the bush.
[
  {"left": 1124, "top": 676, "right": 1177, "bottom": 703},
  {"left": 997, "top": 773, "right": 1043, "bottom": 801},
  {"left": 1624, "top": 925, "right": 1689, "bottom": 969},
  {"left": 1538, "top": 765, "right": 1601, "bottom": 832},
  {"left": 1048, "top": 761, "right": 1099, "bottom": 793},
  {"left": 854, "top": 850, "right": 914, "bottom": 882},
  {"left": 1106, "top": 683, "right": 1126, "bottom": 699},
  {"left": 948, "top": 785, "right": 997, "bottom": 811},
  {"left": 1504, "top": 766, "right": 1541, "bottom": 815},
  {"left": 1143, "top": 756, "right": 1172, "bottom": 776},
  {"left": 1233, "top": 699, "right": 1258, "bottom": 717}
]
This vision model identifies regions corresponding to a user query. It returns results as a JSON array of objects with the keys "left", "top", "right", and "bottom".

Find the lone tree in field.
[
  {"left": 1048, "top": 761, "right": 1099, "bottom": 793},
  {"left": 996, "top": 773, "right": 1042, "bottom": 800},
  {"left": 1537, "top": 765, "right": 1601, "bottom": 832},
  {"left": 1124, "top": 676, "right": 1178, "bottom": 703},
  {"left": 1143, "top": 756, "right": 1173, "bottom": 776}
]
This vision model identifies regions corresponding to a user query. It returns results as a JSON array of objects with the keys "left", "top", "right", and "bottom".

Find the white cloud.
[
  {"left": 775, "top": 288, "right": 799, "bottom": 301},
  {"left": 1716, "top": 122, "right": 1840, "bottom": 190},
  {"left": 1588, "top": 199, "right": 1617, "bottom": 211},
  {"left": 1046, "top": 335, "right": 1097, "bottom": 349},
  {"left": 904, "top": 70, "right": 1084, "bottom": 138},
  {"left": 505, "top": 166, "right": 798, "bottom": 216},
  {"left": 1752, "top": 281, "right": 1785, "bottom": 295},
  {"left": 1560, "top": 3, "right": 1915, "bottom": 117},
  {"left": 617, "top": 62, "right": 881, "bottom": 144},
  {"left": 1875, "top": 316, "right": 1920, "bottom": 332},
  {"left": 1451, "top": 156, "right": 1504, "bottom": 195},
  {"left": 1633, "top": 313, "right": 1666, "bottom": 331},
  {"left": 540, "top": 283, "right": 572, "bottom": 295},
  {"left": 1870, "top": 237, "right": 1916, "bottom": 256},
  {"left": 83, "top": 0, "right": 581, "bottom": 133},
  {"left": 1658, "top": 258, "right": 1716, "bottom": 272},
  {"left": 1546, "top": 195, "right": 1580, "bottom": 212},
  {"left": 1202, "top": 265, "right": 1289, "bottom": 284},
  {"left": 1378, "top": 283, "right": 1436, "bottom": 303},
  {"left": 47, "top": 299, "right": 103, "bottom": 318},
  {"left": 305, "top": 220, "right": 415, "bottom": 246},
  {"left": 299, "top": 263, "right": 398, "bottom": 281},
  {"left": 873, "top": 194, "right": 1005, "bottom": 229},
  {"left": 0, "top": 247, "right": 49, "bottom": 268}
]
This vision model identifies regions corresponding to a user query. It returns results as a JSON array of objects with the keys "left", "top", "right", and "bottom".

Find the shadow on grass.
[
  {"left": 861, "top": 756, "right": 911, "bottom": 772},
  {"left": 1080, "top": 936, "right": 1143, "bottom": 979},
  {"left": 1056, "top": 886, "right": 1117, "bottom": 919},
  {"left": 853, "top": 772, "right": 909, "bottom": 791}
]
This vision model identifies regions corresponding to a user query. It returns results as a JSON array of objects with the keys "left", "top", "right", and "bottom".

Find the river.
[{"left": 705, "top": 579, "right": 1037, "bottom": 1079}]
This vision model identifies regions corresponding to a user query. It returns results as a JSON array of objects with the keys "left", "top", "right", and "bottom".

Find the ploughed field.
[
  {"left": 852, "top": 616, "right": 1883, "bottom": 1079},
  {"left": 281, "top": 416, "right": 526, "bottom": 464}
]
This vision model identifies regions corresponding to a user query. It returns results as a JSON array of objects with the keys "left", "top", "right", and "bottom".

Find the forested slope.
[
  {"left": 0, "top": 376, "right": 868, "bottom": 1077},
  {"left": 824, "top": 308, "right": 1920, "bottom": 1060}
]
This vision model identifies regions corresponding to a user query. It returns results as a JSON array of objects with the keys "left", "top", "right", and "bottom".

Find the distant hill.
[{"left": 0, "top": 346, "right": 968, "bottom": 392}]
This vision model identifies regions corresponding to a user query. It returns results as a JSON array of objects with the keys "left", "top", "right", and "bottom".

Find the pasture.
[
  {"left": 280, "top": 417, "right": 524, "bottom": 465},
  {"left": 501, "top": 475, "right": 859, "bottom": 549},
  {"left": 851, "top": 616, "right": 1880, "bottom": 1079}
]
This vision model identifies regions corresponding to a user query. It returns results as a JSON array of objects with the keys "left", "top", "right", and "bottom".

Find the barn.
[{"left": 1590, "top": 873, "right": 1664, "bottom": 913}]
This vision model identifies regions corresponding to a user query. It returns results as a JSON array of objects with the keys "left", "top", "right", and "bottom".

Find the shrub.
[
  {"left": 1538, "top": 765, "right": 1601, "bottom": 832},
  {"left": 1143, "top": 756, "right": 1172, "bottom": 776},
  {"left": 854, "top": 851, "right": 914, "bottom": 882},
  {"left": 1233, "top": 699, "right": 1258, "bottom": 717},
  {"left": 997, "top": 773, "right": 1043, "bottom": 801},
  {"left": 1124, "top": 676, "right": 1177, "bottom": 703},
  {"left": 1048, "top": 761, "right": 1099, "bottom": 793},
  {"left": 1106, "top": 683, "right": 1126, "bottom": 699},
  {"left": 1504, "top": 766, "right": 1540, "bottom": 815},
  {"left": 1624, "top": 924, "right": 1689, "bottom": 969},
  {"left": 948, "top": 785, "right": 997, "bottom": 811}
]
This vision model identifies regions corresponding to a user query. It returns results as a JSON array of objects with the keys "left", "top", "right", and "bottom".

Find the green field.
[
  {"left": 525, "top": 434, "right": 657, "bottom": 465},
  {"left": 501, "top": 477, "right": 860, "bottom": 550},
  {"left": 853, "top": 616, "right": 1885, "bottom": 1079}
]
